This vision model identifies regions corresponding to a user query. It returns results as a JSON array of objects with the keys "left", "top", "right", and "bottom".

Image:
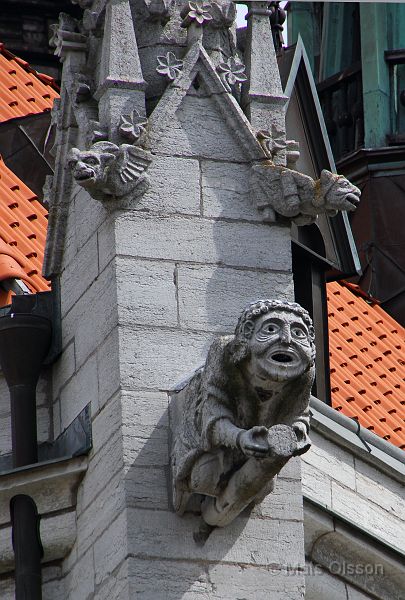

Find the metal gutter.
[{"left": 310, "top": 395, "right": 405, "bottom": 483}]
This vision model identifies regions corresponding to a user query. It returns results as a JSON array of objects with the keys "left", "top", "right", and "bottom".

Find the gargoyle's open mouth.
[
  {"left": 271, "top": 352, "right": 294, "bottom": 364},
  {"left": 344, "top": 192, "right": 360, "bottom": 208},
  {"left": 75, "top": 171, "right": 94, "bottom": 182}
]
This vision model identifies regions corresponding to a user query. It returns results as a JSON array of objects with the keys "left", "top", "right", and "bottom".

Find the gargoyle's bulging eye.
[
  {"left": 85, "top": 157, "right": 98, "bottom": 166},
  {"left": 292, "top": 328, "right": 307, "bottom": 339},
  {"left": 263, "top": 323, "right": 278, "bottom": 334}
]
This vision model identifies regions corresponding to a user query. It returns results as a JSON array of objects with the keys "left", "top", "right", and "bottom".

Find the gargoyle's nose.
[{"left": 279, "top": 325, "right": 291, "bottom": 344}]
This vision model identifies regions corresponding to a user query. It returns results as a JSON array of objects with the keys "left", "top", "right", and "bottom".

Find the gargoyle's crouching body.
[{"left": 170, "top": 300, "right": 315, "bottom": 527}]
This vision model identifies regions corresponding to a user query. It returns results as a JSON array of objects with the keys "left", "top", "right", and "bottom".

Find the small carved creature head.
[
  {"left": 320, "top": 170, "right": 361, "bottom": 214},
  {"left": 230, "top": 300, "right": 315, "bottom": 384},
  {"left": 68, "top": 142, "right": 118, "bottom": 188}
]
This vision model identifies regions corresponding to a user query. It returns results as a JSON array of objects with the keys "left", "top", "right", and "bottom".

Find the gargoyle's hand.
[
  {"left": 319, "top": 170, "right": 361, "bottom": 214},
  {"left": 292, "top": 421, "right": 311, "bottom": 456},
  {"left": 238, "top": 426, "right": 270, "bottom": 458}
]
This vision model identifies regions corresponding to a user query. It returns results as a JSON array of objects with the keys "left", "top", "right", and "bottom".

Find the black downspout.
[
  {"left": 11, "top": 495, "right": 43, "bottom": 600},
  {"left": 0, "top": 313, "right": 52, "bottom": 467},
  {"left": 0, "top": 311, "right": 52, "bottom": 600}
]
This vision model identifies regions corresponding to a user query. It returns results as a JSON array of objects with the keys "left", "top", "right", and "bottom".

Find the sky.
[
  {"left": 236, "top": 3, "right": 288, "bottom": 39},
  {"left": 236, "top": 4, "right": 248, "bottom": 26}
]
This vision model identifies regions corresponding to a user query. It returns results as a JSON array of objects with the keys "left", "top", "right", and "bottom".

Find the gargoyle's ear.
[
  {"left": 241, "top": 320, "right": 255, "bottom": 340},
  {"left": 227, "top": 338, "right": 250, "bottom": 365},
  {"left": 92, "top": 141, "right": 119, "bottom": 162},
  {"left": 92, "top": 141, "right": 119, "bottom": 154},
  {"left": 67, "top": 147, "right": 81, "bottom": 164}
]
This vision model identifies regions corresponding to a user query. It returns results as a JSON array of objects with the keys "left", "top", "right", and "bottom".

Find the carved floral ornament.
[
  {"left": 170, "top": 299, "right": 315, "bottom": 529},
  {"left": 181, "top": 1, "right": 214, "bottom": 26},
  {"left": 180, "top": 0, "right": 236, "bottom": 29},
  {"left": 156, "top": 52, "right": 184, "bottom": 81},
  {"left": 119, "top": 110, "right": 148, "bottom": 144},
  {"left": 217, "top": 56, "right": 247, "bottom": 92}
]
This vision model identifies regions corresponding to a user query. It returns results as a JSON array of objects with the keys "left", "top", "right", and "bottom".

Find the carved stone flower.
[
  {"left": 156, "top": 52, "right": 184, "bottom": 81},
  {"left": 217, "top": 56, "right": 247, "bottom": 91},
  {"left": 119, "top": 110, "right": 148, "bottom": 144},
  {"left": 182, "top": 1, "right": 213, "bottom": 26}
]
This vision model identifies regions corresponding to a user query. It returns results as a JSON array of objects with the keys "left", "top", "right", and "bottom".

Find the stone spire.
[
  {"left": 95, "top": 0, "right": 147, "bottom": 142},
  {"left": 242, "top": 0, "right": 288, "bottom": 164}
]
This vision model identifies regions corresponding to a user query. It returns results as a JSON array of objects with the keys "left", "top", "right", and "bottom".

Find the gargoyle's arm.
[
  {"left": 211, "top": 418, "right": 243, "bottom": 449},
  {"left": 211, "top": 419, "right": 272, "bottom": 458}
]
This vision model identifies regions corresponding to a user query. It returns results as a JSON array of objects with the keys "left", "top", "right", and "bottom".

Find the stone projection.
[{"left": 170, "top": 300, "right": 315, "bottom": 528}]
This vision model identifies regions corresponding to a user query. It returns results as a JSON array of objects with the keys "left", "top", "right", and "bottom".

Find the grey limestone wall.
[
  {"left": 47, "top": 181, "right": 126, "bottom": 598},
  {"left": 303, "top": 430, "right": 405, "bottom": 600},
  {"left": 34, "top": 46, "right": 304, "bottom": 600},
  {"left": 302, "top": 431, "right": 405, "bottom": 556},
  {"left": 110, "top": 90, "right": 306, "bottom": 599}
]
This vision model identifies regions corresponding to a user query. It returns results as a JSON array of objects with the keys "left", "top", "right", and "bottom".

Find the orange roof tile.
[
  {"left": 0, "top": 43, "right": 59, "bottom": 123},
  {"left": 0, "top": 155, "right": 50, "bottom": 302},
  {"left": 328, "top": 281, "right": 405, "bottom": 450}
]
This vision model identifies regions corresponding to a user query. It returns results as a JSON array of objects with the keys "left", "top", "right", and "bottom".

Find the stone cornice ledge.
[
  {"left": 0, "top": 456, "right": 88, "bottom": 574},
  {"left": 304, "top": 500, "right": 405, "bottom": 599},
  {"left": 310, "top": 396, "right": 405, "bottom": 484}
]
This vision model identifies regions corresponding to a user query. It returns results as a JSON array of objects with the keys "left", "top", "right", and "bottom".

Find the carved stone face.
[
  {"left": 68, "top": 150, "right": 103, "bottom": 188},
  {"left": 244, "top": 310, "right": 315, "bottom": 385},
  {"left": 321, "top": 171, "right": 361, "bottom": 213}
]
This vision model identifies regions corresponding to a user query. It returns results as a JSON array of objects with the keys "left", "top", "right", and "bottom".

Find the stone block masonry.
[
  {"left": 103, "top": 88, "right": 304, "bottom": 597},
  {"left": 39, "top": 4, "right": 310, "bottom": 597},
  {"left": 56, "top": 95, "right": 303, "bottom": 598}
]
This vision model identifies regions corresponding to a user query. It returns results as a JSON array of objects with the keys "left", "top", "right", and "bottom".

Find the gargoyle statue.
[
  {"left": 251, "top": 163, "right": 361, "bottom": 225},
  {"left": 68, "top": 141, "right": 152, "bottom": 201},
  {"left": 170, "top": 299, "right": 315, "bottom": 528}
]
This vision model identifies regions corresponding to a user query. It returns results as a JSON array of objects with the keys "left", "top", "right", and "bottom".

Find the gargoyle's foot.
[{"left": 202, "top": 424, "right": 297, "bottom": 527}]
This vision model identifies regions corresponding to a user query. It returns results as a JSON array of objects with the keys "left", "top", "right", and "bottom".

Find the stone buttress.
[{"left": 43, "top": 1, "right": 308, "bottom": 598}]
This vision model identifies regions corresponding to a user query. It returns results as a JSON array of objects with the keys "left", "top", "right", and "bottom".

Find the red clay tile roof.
[
  {"left": 328, "top": 280, "right": 405, "bottom": 450},
  {"left": 0, "top": 43, "right": 59, "bottom": 123},
  {"left": 0, "top": 155, "right": 50, "bottom": 305}
]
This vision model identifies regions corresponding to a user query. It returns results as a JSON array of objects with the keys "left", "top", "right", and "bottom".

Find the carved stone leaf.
[
  {"left": 217, "top": 56, "right": 247, "bottom": 91},
  {"left": 156, "top": 52, "right": 184, "bottom": 81},
  {"left": 181, "top": 1, "right": 214, "bottom": 26},
  {"left": 119, "top": 110, "right": 148, "bottom": 144}
]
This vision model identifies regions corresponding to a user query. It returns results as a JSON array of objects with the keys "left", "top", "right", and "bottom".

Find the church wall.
[
  {"left": 100, "top": 85, "right": 307, "bottom": 597},
  {"left": 303, "top": 430, "right": 405, "bottom": 599}
]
